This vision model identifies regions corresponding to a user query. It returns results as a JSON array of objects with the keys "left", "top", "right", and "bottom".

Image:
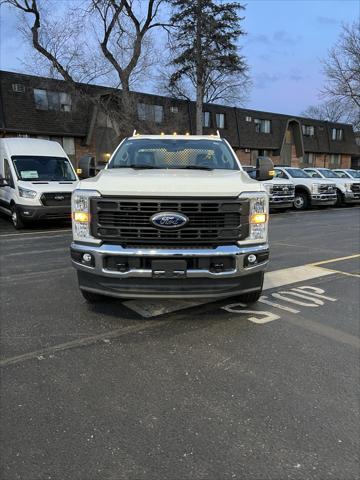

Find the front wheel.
[
  {"left": 335, "top": 190, "right": 344, "bottom": 207},
  {"left": 293, "top": 192, "right": 309, "bottom": 210},
  {"left": 11, "top": 204, "right": 25, "bottom": 229}
]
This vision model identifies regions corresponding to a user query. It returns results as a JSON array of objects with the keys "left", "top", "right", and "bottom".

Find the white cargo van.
[{"left": 0, "top": 138, "right": 78, "bottom": 228}]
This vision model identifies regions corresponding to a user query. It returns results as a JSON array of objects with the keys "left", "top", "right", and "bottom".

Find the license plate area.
[{"left": 152, "top": 259, "right": 187, "bottom": 279}]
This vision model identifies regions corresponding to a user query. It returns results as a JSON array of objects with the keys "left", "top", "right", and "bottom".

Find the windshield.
[
  {"left": 318, "top": 169, "right": 339, "bottom": 178},
  {"left": 12, "top": 156, "right": 77, "bottom": 181},
  {"left": 284, "top": 168, "right": 311, "bottom": 178},
  {"left": 348, "top": 170, "right": 360, "bottom": 178},
  {"left": 108, "top": 138, "right": 239, "bottom": 170}
]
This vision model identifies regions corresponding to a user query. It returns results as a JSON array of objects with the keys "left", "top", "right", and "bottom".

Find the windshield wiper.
[
  {"left": 180, "top": 165, "right": 214, "bottom": 171},
  {"left": 117, "top": 164, "right": 160, "bottom": 169}
]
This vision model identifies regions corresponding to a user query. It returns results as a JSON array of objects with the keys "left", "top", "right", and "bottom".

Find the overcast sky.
[{"left": 0, "top": 0, "right": 358, "bottom": 116}]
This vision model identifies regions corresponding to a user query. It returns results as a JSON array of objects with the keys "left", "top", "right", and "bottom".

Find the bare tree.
[
  {"left": 301, "top": 100, "right": 347, "bottom": 123},
  {"left": 322, "top": 22, "right": 360, "bottom": 110},
  {"left": 1, "top": 0, "right": 167, "bottom": 135},
  {"left": 301, "top": 22, "right": 360, "bottom": 131}
]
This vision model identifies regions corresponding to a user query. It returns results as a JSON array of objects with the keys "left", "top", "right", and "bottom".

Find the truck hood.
[
  {"left": 79, "top": 169, "right": 264, "bottom": 197},
  {"left": 18, "top": 180, "right": 78, "bottom": 193},
  {"left": 291, "top": 177, "right": 337, "bottom": 186},
  {"left": 263, "top": 178, "right": 293, "bottom": 186}
]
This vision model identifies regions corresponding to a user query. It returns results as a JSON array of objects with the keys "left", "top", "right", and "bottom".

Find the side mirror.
[
  {"left": 256, "top": 156, "right": 275, "bottom": 181},
  {"left": 77, "top": 155, "right": 97, "bottom": 179},
  {"left": 0, "top": 176, "right": 8, "bottom": 187}
]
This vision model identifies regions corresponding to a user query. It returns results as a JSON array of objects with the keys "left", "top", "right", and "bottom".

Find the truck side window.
[
  {"left": 4, "top": 159, "right": 15, "bottom": 188},
  {"left": 307, "top": 170, "right": 321, "bottom": 178},
  {"left": 275, "top": 170, "right": 288, "bottom": 179}
]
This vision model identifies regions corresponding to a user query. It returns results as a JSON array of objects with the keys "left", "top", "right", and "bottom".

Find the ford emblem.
[
  {"left": 54, "top": 195, "right": 65, "bottom": 201},
  {"left": 151, "top": 212, "right": 189, "bottom": 229}
]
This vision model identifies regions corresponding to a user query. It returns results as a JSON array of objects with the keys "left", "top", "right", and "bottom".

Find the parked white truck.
[
  {"left": 274, "top": 167, "right": 337, "bottom": 210},
  {"left": 0, "top": 138, "right": 78, "bottom": 228},
  {"left": 70, "top": 134, "right": 273, "bottom": 303},
  {"left": 243, "top": 163, "right": 294, "bottom": 210},
  {"left": 303, "top": 167, "right": 360, "bottom": 206}
]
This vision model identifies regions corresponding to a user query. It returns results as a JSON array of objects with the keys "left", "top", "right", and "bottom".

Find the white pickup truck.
[
  {"left": 70, "top": 134, "right": 273, "bottom": 304},
  {"left": 243, "top": 164, "right": 294, "bottom": 210},
  {"left": 303, "top": 167, "right": 360, "bottom": 206},
  {"left": 274, "top": 167, "right": 337, "bottom": 210}
]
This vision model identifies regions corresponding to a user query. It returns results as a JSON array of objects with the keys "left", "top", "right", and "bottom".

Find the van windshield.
[
  {"left": 108, "top": 139, "right": 239, "bottom": 170},
  {"left": 12, "top": 156, "right": 76, "bottom": 181}
]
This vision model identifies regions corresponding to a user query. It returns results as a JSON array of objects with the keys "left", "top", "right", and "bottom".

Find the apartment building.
[{"left": 1, "top": 70, "right": 358, "bottom": 169}]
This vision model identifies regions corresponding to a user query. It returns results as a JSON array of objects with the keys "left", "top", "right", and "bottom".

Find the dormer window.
[
  {"left": 331, "top": 128, "right": 343, "bottom": 141},
  {"left": 203, "top": 111, "right": 211, "bottom": 128},
  {"left": 33, "top": 89, "right": 72, "bottom": 112},
  {"left": 302, "top": 125, "right": 315, "bottom": 136},
  {"left": 254, "top": 119, "right": 271, "bottom": 133}
]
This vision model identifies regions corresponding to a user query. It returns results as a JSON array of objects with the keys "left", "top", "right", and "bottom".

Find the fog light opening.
[
  {"left": 82, "top": 253, "right": 94, "bottom": 266},
  {"left": 247, "top": 254, "right": 257, "bottom": 265}
]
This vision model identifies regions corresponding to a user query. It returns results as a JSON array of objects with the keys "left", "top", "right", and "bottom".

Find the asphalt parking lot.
[{"left": 0, "top": 207, "right": 359, "bottom": 480}]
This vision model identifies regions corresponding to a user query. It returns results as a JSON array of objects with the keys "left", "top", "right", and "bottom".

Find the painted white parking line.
[{"left": 123, "top": 264, "right": 335, "bottom": 318}]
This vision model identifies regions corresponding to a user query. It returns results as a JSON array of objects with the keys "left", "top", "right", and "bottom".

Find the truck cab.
[
  {"left": 0, "top": 138, "right": 78, "bottom": 228},
  {"left": 70, "top": 134, "right": 273, "bottom": 304},
  {"left": 303, "top": 167, "right": 360, "bottom": 206},
  {"left": 274, "top": 167, "right": 337, "bottom": 210}
]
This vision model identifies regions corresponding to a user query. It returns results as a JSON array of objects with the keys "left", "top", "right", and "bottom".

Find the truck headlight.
[
  {"left": 239, "top": 192, "right": 268, "bottom": 244},
  {"left": 311, "top": 183, "right": 319, "bottom": 194},
  {"left": 264, "top": 184, "right": 273, "bottom": 195},
  {"left": 344, "top": 182, "right": 352, "bottom": 192},
  {"left": 72, "top": 189, "right": 101, "bottom": 243},
  {"left": 18, "top": 186, "right": 37, "bottom": 199}
]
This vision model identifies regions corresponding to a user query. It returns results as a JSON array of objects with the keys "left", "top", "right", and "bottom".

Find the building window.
[
  {"left": 170, "top": 106, "right": 178, "bottom": 113},
  {"left": 254, "top": 119, "right": 271, "bottom": 133},
  {"left": 203, "top": 111, "right": 211, "bottom": 128},
  {"left": 33, "top": 89, "right": 72, "bottom": 112},
  {"left": 137, "top": 103, "right": 164, "bottom": 123},
  {"left": 245, "top": 116, "right": 252, "bottom": 122},
  {"left": 329, "top": 154, "right": 341, "bottom": 166},
  {"left": 302, "top": 125, "right": 315, "bottom": 136},
  {"left": 12, "top": 83, "right": 25, "bottom": 93},
  {"left": 258, "top": 149, "right": 271, "bottom": 157},
  {"left": 331, "top": 128, "right": 343, "bottom": 141},
  {"left": 63, "top": 137, "right": 75, "bottom": 156},
  {"left": 17, "top": 134, "right": 30, "bottom": 138},
  {"left": 303, "top": 153, "right": 314, "bottom": 164},
  {"left": 216, "top": 113, "right": 225, "bottom": 129}
]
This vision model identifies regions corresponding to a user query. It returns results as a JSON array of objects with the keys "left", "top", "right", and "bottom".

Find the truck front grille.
[
  {"left": 90, "top": 197, "right": 250, "bottom": 246},
  {"left": 351, "top": 183, "right": 360, "bottom": 193},
  {"left": 272, "top": 184, "right": 295, "bottom": 196},
  {"left": 319, "top": 184, "right": 336, "bottom": 194},
  {"left": 40, "top": 192, "right": 72, "bottom": 206}
]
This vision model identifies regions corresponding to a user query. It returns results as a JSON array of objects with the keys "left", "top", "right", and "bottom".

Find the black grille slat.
[
  {"left": 351, "top": 183, "right": 360, "bottom": 193},
  {"left": 91, "top": 197, "right": 249, "bottom": 246},
  {"left": 40, "top": 192, "right": 72, "bottom": 206},
  {"left": 318, "top": 184, "right": 336, "bottom": 194}
]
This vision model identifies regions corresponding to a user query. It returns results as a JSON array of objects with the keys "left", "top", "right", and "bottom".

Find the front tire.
[
  {"left": 294, "top": 192, "right": 309, "bottom": 210},
  {"left": 335, "top": 189, "right": 344, "bottom": 207},
  {"left": 11, "top": 204, "right": 25, "bottom": 229}
]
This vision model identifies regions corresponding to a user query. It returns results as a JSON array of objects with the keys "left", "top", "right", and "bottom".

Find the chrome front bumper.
[
  {"left": 344, "top": 192, "right": 360, "bottom": 203},
  {"left": 71, "top": 243, "right": 269, "bottom": 278},
  {"left": 71, "top": 243, "right": 269, "bottom": 299}
]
